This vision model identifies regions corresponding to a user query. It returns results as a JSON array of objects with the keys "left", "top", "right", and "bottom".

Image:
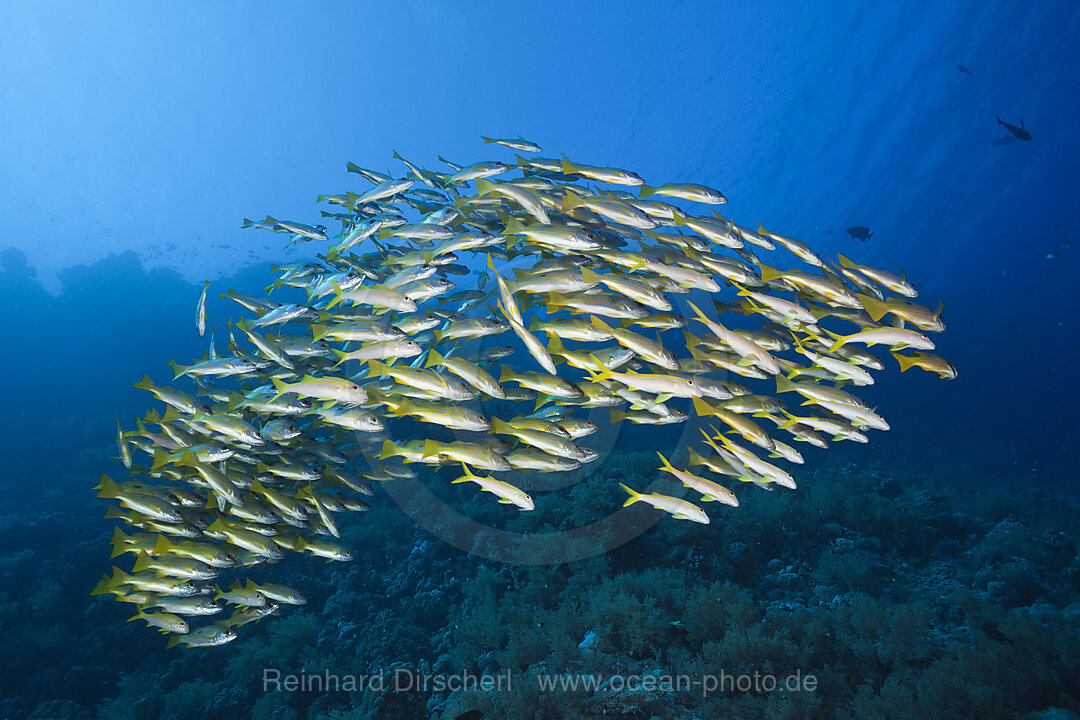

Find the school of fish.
[{"left": 92, "top": 137, "right": 955, "bottom": 648}]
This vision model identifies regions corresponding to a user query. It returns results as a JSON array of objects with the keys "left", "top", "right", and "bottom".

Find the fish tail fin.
[
  {"left": 892, "top": 351, "right": 917, "bottom": 373},
  {"left": 656, "top": 451, "right": 675, "bottom": 470},
  {"left": 560, "top": 190, "right": 584, "bottom": 213},
  {"left": 837, "top": 253, "right": 858, "bottom": 270},
  {"left": 110, "top": 528, "right": 130, "bottom": 558},
  {"left": 589, "top": 315, "right": 614, "bottom": 333},
  {"left": 757, "top": 262, "right": 783, "bottom": 283},
  {"left": 425, "top": 348, "right": 444, "bottom": 369},
  {"left": 827, "top": 336, "right": 850, "bottom": 353},
  {"left": 452, "top": 462, "right": 479, "bottom": 483},
  {"left": 503, "top": 217, "right": 526, "bottom": 237},
  {"left": 150, "top": 449, "right": 171, "bottom": 471},
  {"left": 491, "top": 417, "right": 511, "bottom": 436},
  {"left": 268, "top": 377, "right": 291, "bottom": 401},
  {"left": 379, "top": 440, "right": 399, "bottom": 460},
  {"left": 152, "top": 535, "right": 173, "bottom": 556},
  {"left": 579, "top": 266, "right": 605, "bottom": 285},
  {"left": 498, "top": 364, "right": 514, "bottom": 384},
  {"left": 584, "top": 355, "right": 615, "bottom": 382},
  {"left": 90, "top": 574, "right": 114, "bottom": 597},
  {"left": 692, "top": 396, "right": 716, "bottom": 418},
  {"left": 685, "top": 301, "right": 710, "bottom": 323},
  {"left": 421, "top": 439, "right": 441, "bottom": 459},
  {"left": 638, "top": 184, "right": 656, "bottom": 198},
  {"left": 133, "top": 374, "right": 157, "bottom": 392},
  {"left": 96, "top": 474, "right": 121, "bottom": 500},
  {"left": 166, "top": 634, "right": 183, "bottom": 650},
  {"left": 175, "top": 449, "right": 198, "bottom": 469},
  {"left": 619, "top": 482, "right": 643, "bottom": 506},
  {"left": 855, "top": 293, "right": 889, "bottom": 322},
  {"left": 609, "top": 408, "right": 626, "bottom": 424},
  {"left": 776, "top": 374, "right": 797, "bottom": 394},
  {"left": 778, "top": 410, "right": 800, "bottom": 430},
  {"left": 167, "top": 361, "right": 185, "bottom": 379},
  {"left": 132, "top": 551, "right": 153, "bottom": 573},
  {"left": 546, "top": 333, "right": 567, "bottom": 359}
]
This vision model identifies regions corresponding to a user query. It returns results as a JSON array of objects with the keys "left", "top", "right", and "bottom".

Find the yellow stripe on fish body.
[
  {"left": 394, "top": 398, "right": 491, "bottom": 432},
  {"left": 589, "top": 316, "right": 679, "bottom": 370},
  {"left": 618, "top": 483, "right": 710, "bottom": 524},
  {"left": 580, "top": 268, "right": 672, "bottom": 311},
  {"left": 451, "top": 464, "right": 534, "bottom": 510},
  {"left": 891, "top": 351, "right": 957, "bottom": 379},
  {"left": 424, "top": 349, "right": 505, "bottom": 399},
  {"left": 692, "top": 397, "right": 776, "bottom": 452},
  {"left": 656, "top": 452, "right": 739, "bottom": 506},
  {"left": 499, "top": 365, "right": 582, "bottom": 399}
]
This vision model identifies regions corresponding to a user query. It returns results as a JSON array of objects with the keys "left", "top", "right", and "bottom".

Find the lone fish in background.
[
  {"left": 956, "top": 63, "right": 973, "bottom": 75},
  {"left": 195, "top": 280, "right": 210, "bottom": 336},
  {"left": 846, "top": 226, "right": 874, "bottom": 242},
  {"left": 994, "top": 116, "right": 1032, "bottom": 144},
  {"left": 96, "top": 137, "right": 953, "bottom": 649},
  {"left": 481, "top": 135, "right": 543, "bottom": 153}
]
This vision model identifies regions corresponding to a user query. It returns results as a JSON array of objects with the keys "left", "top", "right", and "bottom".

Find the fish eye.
[{"left": 351, "top": 385, "right": 360, "bottom": 391}]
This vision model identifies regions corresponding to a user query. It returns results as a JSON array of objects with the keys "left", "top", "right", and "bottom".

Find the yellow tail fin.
[
  {"left": 132, "top": 551, "right": 154, "bottom": 573},
  {"left": 619, "top": 482, "right": 642, "bottom": 506}
]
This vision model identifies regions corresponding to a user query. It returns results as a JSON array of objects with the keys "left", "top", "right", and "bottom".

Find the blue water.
[{"left": 2, "top": 2, "right": 1078, "bottom": 719}]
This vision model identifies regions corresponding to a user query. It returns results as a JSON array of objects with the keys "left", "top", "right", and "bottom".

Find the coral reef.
[{"left": 1, "top": 455, "right": 1077, "bottom": 719}]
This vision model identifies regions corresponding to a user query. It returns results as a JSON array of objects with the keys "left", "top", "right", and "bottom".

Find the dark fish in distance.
[
  {"left": 956, "top": 63, "right": 973, "bottom": 75},
  {"left": 846, "top": 226, "right": 873, "bottom": 242},
  {"left": 981, "top": 621, "right": 1013, "bottom": 645},
  {"left": 993, "top": 116, "right": 1032, "bottom": 145}
]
